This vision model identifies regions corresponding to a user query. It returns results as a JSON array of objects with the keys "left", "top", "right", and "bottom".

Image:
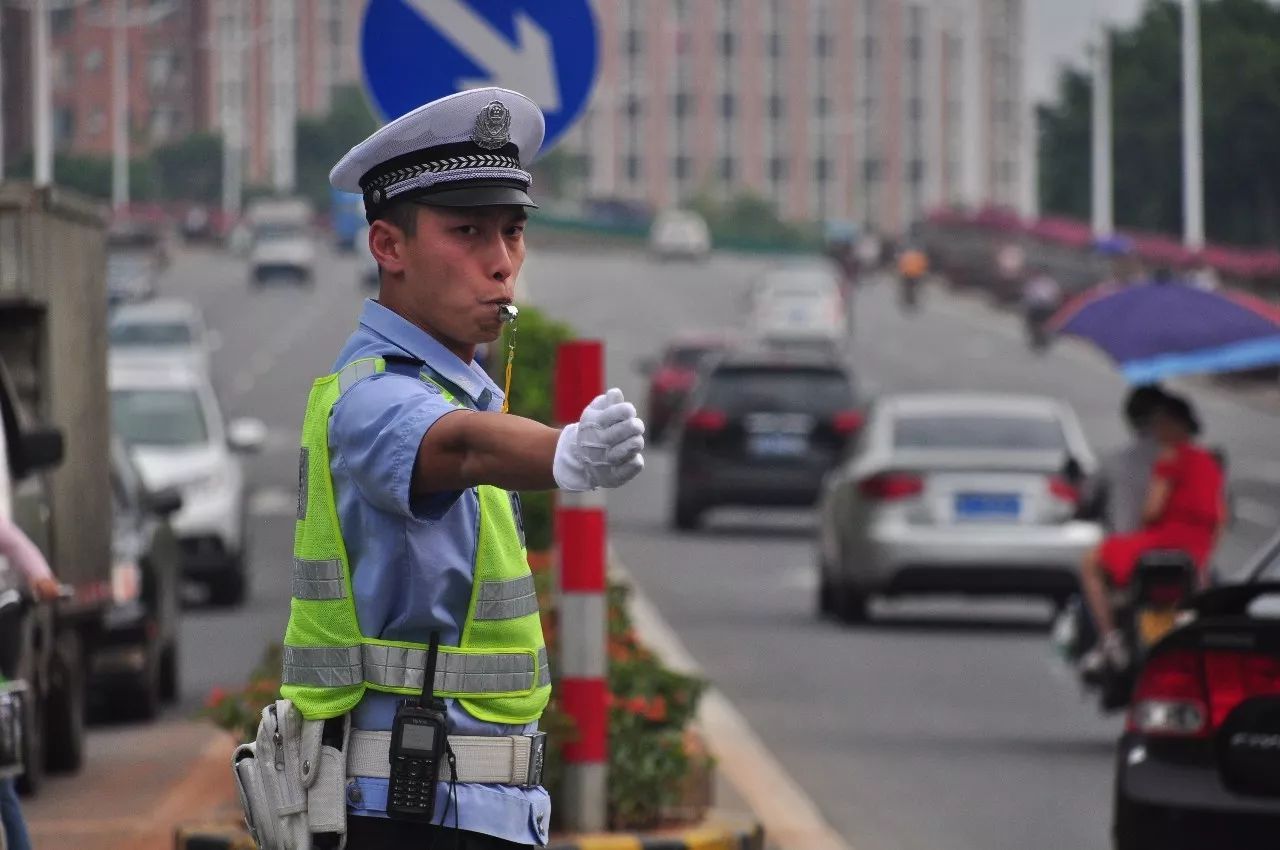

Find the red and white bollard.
[{"left": 553, "top": 340, "right": 608, "bottom": 832}]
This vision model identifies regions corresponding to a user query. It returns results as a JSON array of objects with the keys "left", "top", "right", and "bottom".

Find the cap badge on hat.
[{"left": 472, "top": 100, "right": 513, "bottom": 150}]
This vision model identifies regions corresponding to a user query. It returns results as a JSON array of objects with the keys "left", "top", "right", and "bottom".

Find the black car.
[
  {"left": 1112, "top": 529, "right": 1280, "bottom": 849},
  {"left": 88, "top": 439, "right": 184, "bottom": 720},
  {"left": 670, "top": 349, "right": 864, "bottom": 530}
]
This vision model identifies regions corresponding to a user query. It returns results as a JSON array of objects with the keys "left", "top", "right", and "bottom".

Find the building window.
[
  {"left": 814, "top": 158, "right": 832, "bottom": 182},
  {"left": 909, "top": 159, "right": 925, "bottom": 183},
  {"left": 815, "top": 96, "right": 830, "bottom": 117},
  {"left": 674, "top": 156, "right": 691, "bottom": 181},
  {"left": 625, "top": 29, "right": 643, "bottom": 55},
  {"left": 626, "top": 95, "right": 642, "bottom": 118},
  {"left": 150, "top": 107, "right": 175, "bottom": 142},
  {"left": 768, "top": 94, "right": 785, "bottom": 120},
  {"left": 719, "top": 31, "right": 736, "bottom": 56},
  {"left": 719, "top": 156, "right": 735, "bottom": 181},
  {"left": 909, "top": 99, "right": 923, "bottom": 121},
  {"left": 626, "top": 155, "right": 642, "bottom": 181},
  {"left": 816, "top": 32, "right": 833, "bottom": 58},
  {"left": 84, "top": 49, "right": 104, "bottom": 73},
  {"left": 51, "top": 8, "right": 75, "bottom": 35},
  {"left": 720, "top": 94, "right": 736, "bottom": 119},
  {"left": 674, "top": 92, "right": 694, "bottom": 118},
  {"left": 769, "top": 157, "right": 788, "bottom": 181},
  {"left": 53, "top": 108, "right": 75, "bottom": 147},
  {"left": 149, "top": 51, "right": 176, "bottom": 92},
  {"left": 862, "top": 36, "right": 877, "bottom": 61},
  {"left": 87, "top": 109, "right": 106, "bottom": 137},
  {"left": 766, "top": 32, "right": 783, "bottom": 58},
  {"left": 863, "top": 159, "right": 881, "bottom": 182}
]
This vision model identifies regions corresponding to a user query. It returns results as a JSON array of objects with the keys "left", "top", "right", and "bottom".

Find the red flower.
[{"left": 644, "top": 696, "right": 668, "bottom": 723}]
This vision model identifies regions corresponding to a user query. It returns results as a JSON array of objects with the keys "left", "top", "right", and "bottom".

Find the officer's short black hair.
[
  {"left": 1124, "top": 385, "right": 1169, "bottom": 431},
  {"left": 370, "top": 201, "right": 420, "bottom": 237}
]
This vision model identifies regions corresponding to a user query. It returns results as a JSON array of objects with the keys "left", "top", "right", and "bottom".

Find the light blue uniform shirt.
[{"left": 327, "top": 300, "right": 550, "bottom": 845}]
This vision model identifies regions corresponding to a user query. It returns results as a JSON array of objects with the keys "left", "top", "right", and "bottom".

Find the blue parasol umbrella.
[{"left": 1048, "top": 280, "right": 1280, "bottom": 384}]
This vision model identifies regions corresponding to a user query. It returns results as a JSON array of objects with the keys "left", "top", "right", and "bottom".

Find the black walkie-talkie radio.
[{"left": 387, "top": 631, "right": 448, "bottom": 821}]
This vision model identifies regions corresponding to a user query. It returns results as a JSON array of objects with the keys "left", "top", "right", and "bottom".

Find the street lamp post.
[
  {"left": 1182, "top": 0, "right": 1205, "bottom": 250},
  {"left": 32, "top": 0, "right": 52, "bottom": 186},
  {"left": 1090, "top": 19, "right": 1113, "bottom": 239},
  {"left": 110, "top": 0, "right": 127, "bottom": 208}
]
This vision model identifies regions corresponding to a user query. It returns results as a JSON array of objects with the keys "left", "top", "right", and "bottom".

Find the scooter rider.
[{"left": 1077, "top": 394, "right": 1225, "bottom": 672}]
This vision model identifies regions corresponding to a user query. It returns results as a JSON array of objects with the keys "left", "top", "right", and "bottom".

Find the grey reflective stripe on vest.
[
  {"left": 338, "top": 359, "right": 379, "bottom": 394},
  {"left": 282, "top": 644, "right": 551, "bottom": 693},
  {"left": 282, "top": 645, "right": 363, "bottom": 687},
  {"left": 292, "top": 558, "right": 345, "bottom": 600},
  {"left": 474, "top": 575, "right": 539, "bottom": 621}
]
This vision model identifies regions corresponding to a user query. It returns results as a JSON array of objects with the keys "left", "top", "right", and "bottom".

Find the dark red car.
[{"left": 641, "top": 335, "right": 732, "bottom": 443}]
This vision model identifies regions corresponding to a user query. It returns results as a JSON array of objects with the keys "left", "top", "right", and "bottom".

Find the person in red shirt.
[{"left": 1079, "top": 393, "right": 1226, "bottom": 668}]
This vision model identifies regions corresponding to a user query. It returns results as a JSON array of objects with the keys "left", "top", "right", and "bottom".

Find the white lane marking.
[
  {"left": 226, "top": 297, "right": 331, "bottom": 402},
  {"left": 1236, "top": 497, "right": 1280, "bottom": 529},
  {"left": 249, "top": 487, "right": 297, "bottom": 518},
  {"left": 611, "top": 554, "right": 853, "bottom": 850}
]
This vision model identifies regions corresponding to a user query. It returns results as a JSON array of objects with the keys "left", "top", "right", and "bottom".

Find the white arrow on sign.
[{"left": 405, "top": 0, "right": 562, "bottom": 113}]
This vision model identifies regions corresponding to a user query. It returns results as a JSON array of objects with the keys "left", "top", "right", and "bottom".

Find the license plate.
[
  {"left": 747, "top": 432, "right": 807, "bottom": 458},
  {"left": 954, "top": 492, "right": 1021, "bottom": 521},
  {"left": 1138, "top": 609, "right": 1179, "bottom": 648}
]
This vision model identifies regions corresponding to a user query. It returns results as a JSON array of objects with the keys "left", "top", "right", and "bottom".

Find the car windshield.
[
  {"left": 703, "top": 367, "right": 854, "bottom": 414},
  {"left": 111, "top": 389, "right": 208, "bottom": 446},
  {"left": 109, "top": 320, "right": 193, "bottom": 347},
  {"left": 1254, "top": 534, "right": 1280, "bottom": 580},
  {"left": 255, "top": 223, "right": 305, "bottom": 240},
  {"left": 107, "top": 253, "right": 152, "bottom": 284},
  {"left": 893, "top": 413, "right": 1067, "bottom": 451},
  {"left": 667, "top": 346, "right": 717, "bottom": 368}
]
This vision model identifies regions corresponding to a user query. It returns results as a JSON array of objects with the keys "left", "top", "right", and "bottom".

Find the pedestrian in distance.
[
  {"left": 0, "top": 513, "right": 64, "bottom": 850},
  {"left": 277, "top": 87, "right": 647, "bottom": 850}
]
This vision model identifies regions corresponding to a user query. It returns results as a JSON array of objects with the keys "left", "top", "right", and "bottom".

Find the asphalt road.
[{"left": 138, "top": 237, "right": 1280, "bottom": 850}]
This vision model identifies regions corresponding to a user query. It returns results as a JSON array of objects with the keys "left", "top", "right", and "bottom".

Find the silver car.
[{"left": 816, "top": 393, "right": 1103, "bottom": 622}]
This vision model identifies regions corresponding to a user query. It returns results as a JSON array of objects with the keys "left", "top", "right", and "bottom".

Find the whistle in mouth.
[{"left": 497, "top": 304, "right": 519, "bottom": 323}]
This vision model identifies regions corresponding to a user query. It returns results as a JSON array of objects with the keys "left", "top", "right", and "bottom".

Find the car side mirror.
[
  {"left": 145, "top": 487, "right": 183, "bottom": 518},
  {"left": 17, "top": 427, "right": 64, "bottom": 475},
  {"left": 228, "top": 417, "right": 268, "bottom": 453}
]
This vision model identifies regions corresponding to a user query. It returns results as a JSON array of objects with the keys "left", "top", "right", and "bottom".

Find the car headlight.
[{"left": 183, "top": 468, "right": 229, "bottom": 495}]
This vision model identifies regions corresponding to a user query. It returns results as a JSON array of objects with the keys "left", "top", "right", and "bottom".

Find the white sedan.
[
  {"left": 109, "top": 360, "right": 265, "bottom": 606},
  {"left": 108, "top": 298, "right": 220, "bottom": 376},
  {"left": 816, "top": 393, "right": 1103, "bottom": 623}
]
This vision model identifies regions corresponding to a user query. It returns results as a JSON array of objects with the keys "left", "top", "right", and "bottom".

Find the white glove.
[{"left": 553, "top": 388, "right": 646, "bottom": 492}]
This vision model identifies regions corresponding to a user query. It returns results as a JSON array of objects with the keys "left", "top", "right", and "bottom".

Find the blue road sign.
[{"left": 360, "top": 0, "right": 598, "bottom": 155}]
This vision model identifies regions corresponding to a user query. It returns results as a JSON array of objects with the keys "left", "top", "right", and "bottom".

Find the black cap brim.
[{"left": 410, "top": 181, "right": 537, "bottom": 209}]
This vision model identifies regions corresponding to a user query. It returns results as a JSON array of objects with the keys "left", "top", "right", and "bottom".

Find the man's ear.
[{"left": 369, "top": 220, "right": 406, "bottom": 275}]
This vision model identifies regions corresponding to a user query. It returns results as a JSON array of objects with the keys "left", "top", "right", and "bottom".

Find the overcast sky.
[{"left": 1026, "top": 0, "right": 1145, "bottom": 104}]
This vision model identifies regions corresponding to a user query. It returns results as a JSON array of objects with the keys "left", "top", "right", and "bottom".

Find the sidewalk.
[{"left": 25, "top": 718, "right": 239, "bottom": 850}]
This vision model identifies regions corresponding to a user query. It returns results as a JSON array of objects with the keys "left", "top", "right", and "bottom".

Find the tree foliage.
[
  {"left": 295, "top": 85, "right": 381, "bottom": 210},
  {"left": 1039, "top": 0, "right": 1280, "bottom": 246}
]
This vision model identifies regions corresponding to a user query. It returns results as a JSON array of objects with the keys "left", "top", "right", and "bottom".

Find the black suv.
[
  {"left": 89, "top": 439, "right": 185, "bottom": 720},
  {"left": 670, "top": 349, "right": 865, "bottom": 530}
]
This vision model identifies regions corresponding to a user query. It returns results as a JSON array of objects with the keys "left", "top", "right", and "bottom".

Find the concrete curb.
[
  {"left": 175, "top": 821, "right": 764, "bottom": 850},
  {"left": 547, "top": 823, "right": 765, "bottom": 850},
  {"left": 174, "top": 821, "right": 257, "bottom": 850}
]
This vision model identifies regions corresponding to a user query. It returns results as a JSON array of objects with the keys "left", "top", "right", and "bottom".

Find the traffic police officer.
[{"left": 281, "top": 87, "right": 646, "bottom": 850}]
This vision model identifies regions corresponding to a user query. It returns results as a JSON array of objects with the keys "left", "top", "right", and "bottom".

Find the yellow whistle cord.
[{"left": 501, "top": 322, "right": 517, "bottom": 414}]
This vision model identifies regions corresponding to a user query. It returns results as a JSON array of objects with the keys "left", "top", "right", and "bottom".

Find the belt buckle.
[{"left": 525, "top": 732, "right": 547, "bottom": 787}]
